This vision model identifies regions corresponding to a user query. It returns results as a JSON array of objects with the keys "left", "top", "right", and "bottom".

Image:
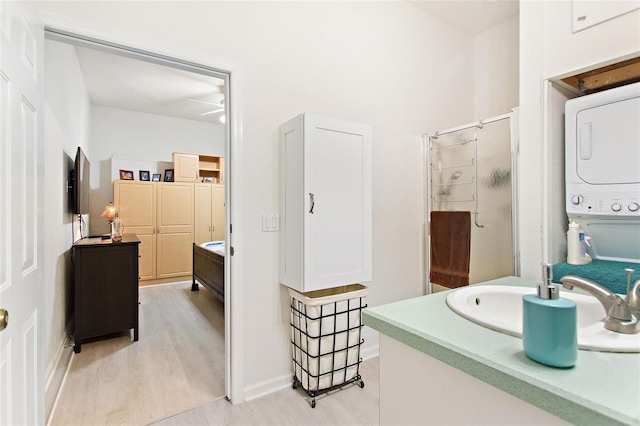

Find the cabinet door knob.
[
  {"left": 0, "top": 309, "right": 8, "bottom": 331},
  {"left": 309, "top": 193, "right": 315, "bottom": 214}
]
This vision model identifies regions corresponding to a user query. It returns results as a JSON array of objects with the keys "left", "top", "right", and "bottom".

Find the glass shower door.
[
  {"left": 471, "top": 118, "right": 513, "bottom": 283},
  {"left": 428, "top": 115, "right": 515, "bottom": 287}
]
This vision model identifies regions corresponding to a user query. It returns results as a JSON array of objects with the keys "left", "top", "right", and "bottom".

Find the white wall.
[
  {"left": 544, "top": 81, "right": 573, "bottom": 263},
  {"left": 519, "top": 1, "right": 640, "bottom": 278},
  {"left": 543, "top": 1, "right": 640, "bottom": 79},
  {"left": 38, "top": 1, "right": 477, "bottom": 400},
  {"left": 473, "top": 15, "right": 519, "bottom": 120},
  {"left": 88, "top": 106, "right": 225, "bottom": 234},
  {"left": 43, "top": 39, "right": 91, "bottom": 411},
  {"left": 518, "top": 1, "right": 545, "bottom": 279}
]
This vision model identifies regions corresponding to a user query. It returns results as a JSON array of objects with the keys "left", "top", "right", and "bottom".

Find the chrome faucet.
[
  {"left": 624, "top": 268, "right": 640, "bottom": 311},
  {"left": 560, "top": 271, "right": 640, "bottom": 334}
]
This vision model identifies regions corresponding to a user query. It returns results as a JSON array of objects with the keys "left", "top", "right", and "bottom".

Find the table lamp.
[{"left": 100, "top": 202, "right": 117, "bottom": 239}]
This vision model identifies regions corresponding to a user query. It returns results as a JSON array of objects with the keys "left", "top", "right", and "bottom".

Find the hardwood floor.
[
  {"left": 49, "top": 281, "right": 380, "bottom": 425},
  {"left": 49, "top": 282, "right": 226, "bottom": 425},
  {"left": 151, "top": 357, "right": 380, "bottom": 426}
]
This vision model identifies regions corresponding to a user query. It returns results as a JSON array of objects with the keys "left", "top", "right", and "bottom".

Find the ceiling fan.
[{"left": 189, "top": 97, "right": 225, "bottom": 116}]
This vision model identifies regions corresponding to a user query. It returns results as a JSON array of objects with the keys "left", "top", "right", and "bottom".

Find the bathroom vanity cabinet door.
[{"left": 280, "top": 114, "right": 372, "bottom": 293}]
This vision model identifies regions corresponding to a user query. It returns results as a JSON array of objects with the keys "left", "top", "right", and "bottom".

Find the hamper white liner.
[
  {"left": 293, "top": 347, "right": 360, "bottom": 391},
  {"left": 288, "top": 284, "right": 369, "bottom": 307},
  {"left": 289, "top": 284, "right": 368, "bottom": 392}
]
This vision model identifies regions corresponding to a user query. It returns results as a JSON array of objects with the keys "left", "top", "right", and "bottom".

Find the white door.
[
  {"left": 304, "top": 115, "right": 372, "bottom": 290},
  {"left": 0, "top": 2, "right": 45, "bottom": 425}
]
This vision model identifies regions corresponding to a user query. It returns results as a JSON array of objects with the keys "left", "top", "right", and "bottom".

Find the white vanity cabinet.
[{"left": 279, "top": 114, "right": 372, "bottom": 293}]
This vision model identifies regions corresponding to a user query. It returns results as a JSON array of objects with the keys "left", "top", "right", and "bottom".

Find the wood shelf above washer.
[{"left": 561, "top": 57, "right": 640, "bottom": 94}]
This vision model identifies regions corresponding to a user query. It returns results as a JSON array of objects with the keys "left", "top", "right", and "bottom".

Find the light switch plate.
[{"left": 262, "top": 214, "right": 279, "bottom": 232}]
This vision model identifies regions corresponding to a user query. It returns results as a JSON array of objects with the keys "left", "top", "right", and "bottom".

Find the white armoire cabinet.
[{"left": 279, "top": 114, "right": 372, "bottom": 293}]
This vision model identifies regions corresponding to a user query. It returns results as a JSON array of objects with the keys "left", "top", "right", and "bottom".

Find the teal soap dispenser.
[{"left": 522, "top": 264, "right": 577, "bottom": 368}]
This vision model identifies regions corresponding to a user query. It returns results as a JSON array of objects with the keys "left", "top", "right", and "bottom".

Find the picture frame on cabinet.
[
  {"left": 139, "top": 170, "right": 150, "bottom": 181},
  {"left": 119, "top": 169, "right": 134, "bottom": 180},
  {"left": 152, "top": 174, "right": 161, "bottom": 182},
  {"left": 164, "top": 169, "right": 174, "bottom": 182}
]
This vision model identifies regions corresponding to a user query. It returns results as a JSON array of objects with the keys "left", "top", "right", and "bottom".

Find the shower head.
[{"left": 438, "top": 171, "right": 463, "bottom": 196}]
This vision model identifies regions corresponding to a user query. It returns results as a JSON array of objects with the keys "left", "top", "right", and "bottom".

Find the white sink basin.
[{"left": 446, "top": 285, "right": 640, "bottom": 352}]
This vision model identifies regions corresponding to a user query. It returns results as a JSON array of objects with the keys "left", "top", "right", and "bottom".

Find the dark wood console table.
[{"left": 72, "top": 234, "right": 140, "bottom": 353}]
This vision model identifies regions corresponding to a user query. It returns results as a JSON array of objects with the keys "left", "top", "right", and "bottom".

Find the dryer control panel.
[{"left": 567, "top": 190, "right": 640, "bottom": 216}]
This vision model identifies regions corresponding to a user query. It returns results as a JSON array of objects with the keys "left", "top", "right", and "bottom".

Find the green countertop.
[{"left": 363, "top": 276, "right": 640, "bottom": 426}]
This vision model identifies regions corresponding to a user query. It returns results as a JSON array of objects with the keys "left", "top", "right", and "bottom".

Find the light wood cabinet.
[
  {"left": 279, "top": 114, "right": 372, "bottom": 293},
  {"left": 114, "top": 180, "right": 195, "bottom": 282},
  {"left": 114, "top": 181, "right": 156, "bottom": 281},
  {"left": 195, "top": 183, "right": 225, "bottom": 244},
  {"left": 173, "top": 152, "right": 199, "bottom": 182},
  {"left": 156, "top": 183, "right": 194, "bottom": 278},
  {"left": 173, "top": 152, "right": 225, "bottom": 184},
  {"left": 211, "top": 184, "right": 225, "bottom": 240}
]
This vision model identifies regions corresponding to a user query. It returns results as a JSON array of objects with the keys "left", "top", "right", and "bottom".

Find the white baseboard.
[
  {"left": 243, "top": 372, "right": 293, "bottom": 403},
  {"left": 243, "top": 345, "right": 380, "bottom": 403},
  {"left": 45, "top": 330, "right": 74, "bottom": 422},
  {"left": 360, "top": 344, "right": 379, "bottom": 361}
]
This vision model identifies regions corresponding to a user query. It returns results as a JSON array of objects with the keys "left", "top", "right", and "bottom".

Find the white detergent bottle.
[{"left": 567, "top": 221, "right": 592, "bottom": 265}]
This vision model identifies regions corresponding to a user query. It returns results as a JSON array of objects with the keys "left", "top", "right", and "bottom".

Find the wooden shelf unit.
[
  {"left": 173, "top": 152, "right": 225, "bottom": 184},
  {"left": 198, "top": 155, "right": 225, "bottom": 183}
]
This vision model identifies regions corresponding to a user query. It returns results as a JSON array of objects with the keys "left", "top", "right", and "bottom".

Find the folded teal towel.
[{"left": 552, "top": 259, "right": 640, "bottom": 295}]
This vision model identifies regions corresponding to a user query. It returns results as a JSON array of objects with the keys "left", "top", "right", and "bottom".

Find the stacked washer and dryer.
[{"left": 565, "top": 82, "right": 640, "bottom": 263}]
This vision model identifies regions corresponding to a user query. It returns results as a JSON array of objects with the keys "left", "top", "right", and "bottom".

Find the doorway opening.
[{"left": 44, "top": 26, "right": 240, "bottom": 422}]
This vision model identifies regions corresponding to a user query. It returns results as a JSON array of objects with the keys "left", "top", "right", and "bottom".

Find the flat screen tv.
[{"left": 72, "top": 147, "right": 90, "bottom": 215}]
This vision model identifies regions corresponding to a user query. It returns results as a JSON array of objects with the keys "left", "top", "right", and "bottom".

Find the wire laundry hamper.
[{"left": 288, "top": 284, "right": 368, "bottom": 408}]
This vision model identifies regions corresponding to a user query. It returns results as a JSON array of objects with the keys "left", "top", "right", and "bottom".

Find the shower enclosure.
[{"left": 425, "top": 111, "right": 519, "bottom": 293}]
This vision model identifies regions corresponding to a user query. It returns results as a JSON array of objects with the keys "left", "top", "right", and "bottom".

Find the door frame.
[{"left": 41, "top": 13, "right": 246, "bottom": 403}]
